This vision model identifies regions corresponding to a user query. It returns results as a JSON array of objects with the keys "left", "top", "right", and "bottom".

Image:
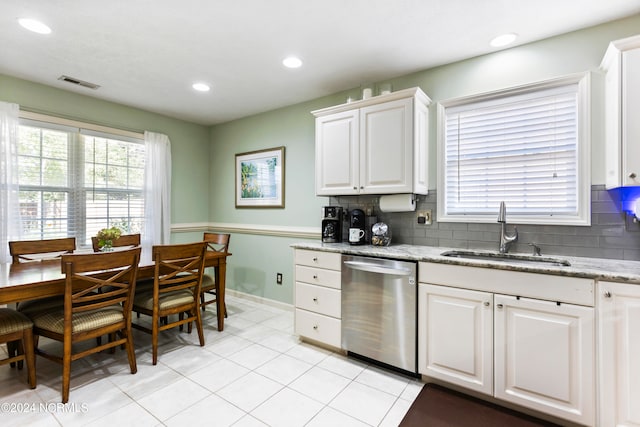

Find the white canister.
[{"left": 378, "top": 83, "right": 392, "bottom": 95}]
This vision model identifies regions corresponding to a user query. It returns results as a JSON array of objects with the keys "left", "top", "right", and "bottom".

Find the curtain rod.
[{"left": 19, "top": 108, "right": 145, "bottom": 140}]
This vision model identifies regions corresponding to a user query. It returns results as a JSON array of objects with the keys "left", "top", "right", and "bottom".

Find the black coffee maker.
[
  {"left": 321, "top": 206, "right": 342, "bottom": 243},
  {"left": 348, "top": 208, "right": 366, "bottom": 245}
]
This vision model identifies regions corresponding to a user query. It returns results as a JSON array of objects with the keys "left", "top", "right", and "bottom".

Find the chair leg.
[
  {"left": 194, "top": 309, "right": 205, "bottom": 347},
  {"left": 152, "top": 317, "right": 159, "bottom": 366},
  {"left": 7, "top": 341, "right": 18, "bottom": 368},
  {"left": 62, "top": 340, "right": 72, "bottom": 403},
  {"left": 108, "top": 333, "right": 116, "bottom": 353},
  {"left": 22, "top": 329, "right": 36, "bottom": 389},
  {"left": 17, "top": 340, "right": 26, "bottom": 370},
  {"left": 124, "top": 326, "right": 137, "bottom": 375}
]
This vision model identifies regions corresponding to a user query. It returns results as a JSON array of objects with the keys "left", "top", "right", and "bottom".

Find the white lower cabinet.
[
  {"left": 418, "top": 284, "right": 493, "bottom": 395},
  {"left": 418, "top": 263, "right": 595, "bottom": 426},
  {"left": 293, "top": 249, "right": 342, "bottom": 349},
  {"left": 598, "top": 281, "right": 640, "bottom": 427},
  {"left": 494, "top": 295, "right": 594, "bottom": 425}
]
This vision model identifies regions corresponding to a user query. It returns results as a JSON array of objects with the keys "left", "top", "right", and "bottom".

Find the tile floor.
[{"left": 0, "top": 295, "right": 424, "bottom": 426}]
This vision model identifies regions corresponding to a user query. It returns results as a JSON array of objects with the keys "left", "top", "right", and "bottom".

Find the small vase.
[{"left": 101, "top": 241, "right": 113, "bottom": 252}]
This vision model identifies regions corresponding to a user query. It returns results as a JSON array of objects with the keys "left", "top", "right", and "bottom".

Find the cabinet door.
[
  {"left": 604, "top": 50, "right": 622, "bottom": 189},
  {"left": 359, "top": 98, "right": 413, "bottom": 194},
  {"left": 622, "top": 48, "right": 640, "bottom": 185},
  {"left": 495, "top": 295, "right": 595, "bottom": 426},
  {"left": 418, "top": 284, "right": 493, "bottom": 395},
  {"left": 315, "top": 110, "right": 359, "bottom": 195},
  {"left": 598, "top": 281, "right": 640, "bottom": 427}
]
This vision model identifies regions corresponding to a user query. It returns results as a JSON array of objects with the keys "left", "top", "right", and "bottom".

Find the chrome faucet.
[{"left": 498, "top": 201, "right": 518, "bottom": 253}]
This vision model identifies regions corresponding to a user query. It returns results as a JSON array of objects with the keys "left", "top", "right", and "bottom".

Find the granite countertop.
[{"left": 291, "top": 242, "right": 640, "bottom": 284}]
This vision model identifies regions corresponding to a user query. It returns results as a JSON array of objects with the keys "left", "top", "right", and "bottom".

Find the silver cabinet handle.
[
  {"left": 313, "top": 325, "right": 318, "bottom": 330},
  {"left": 603, "top": 290, "right": 612, "bottom": 298},
  {"left": 496, "top": 303, "right": 504, "bottom": 309},
  {"left": 312, "top": 257, "right": 318, "bottom": 262},
  {"left": 629, "top": 172, "right": 637, "bottom": 179},
  {"left": 313, "top": 274, "right": 318, "bottom": 279},
  {"left": 484, "top": 301, "right": 490, "bottom": 307},
  {"left": 353, "top": 186, "right": 357, "bottom": 190},
  {"left": 313, "top": 297, "right": 318, "bottom": 302}
]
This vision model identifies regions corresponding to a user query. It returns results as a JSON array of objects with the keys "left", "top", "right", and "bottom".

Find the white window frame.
[
  {"left": 17, "top": 111, "right": 145, "bottom": 247},
  {"left": 436, "top": 73, "right": 591, "bottom": 226}
]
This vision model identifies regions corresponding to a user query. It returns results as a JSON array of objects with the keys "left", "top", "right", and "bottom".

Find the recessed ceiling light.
[
  {"left": 490, "top": 33, "right": 518, "bottom": 47},
  {"left": 192, "top": 83, "right": 210, "bottom": 92},
  {"left": 282, "top": 56, "right": 303, "bottom": 69},
  {"left": 18, "top": 18, "right": 52, "bottom": 34}
]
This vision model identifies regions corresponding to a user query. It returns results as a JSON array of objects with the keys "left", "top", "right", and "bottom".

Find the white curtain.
[
  {"left": 0, "top": 102, "right": 21, "bottom": 263},
  {"left": 143, "top": 131, "right": 171, "bottom": 247}
]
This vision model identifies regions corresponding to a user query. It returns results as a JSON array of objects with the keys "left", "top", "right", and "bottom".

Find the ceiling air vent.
[{"left": 58, "top": 75, "right": 100, "bottom": 90}]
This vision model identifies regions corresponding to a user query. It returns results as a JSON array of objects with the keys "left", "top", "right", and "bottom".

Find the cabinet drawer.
[
  {"left": 295, "top": 249, "right": 341, "bottom": 270},
  {"left": 295, "top": 308, "right": 341, "bottom": 348},
  {"left": 295, "top": 265, "right": 341, "bottom": 289},
  {"left": 295, "top": 282, "right": 341, "bottom": 318}
]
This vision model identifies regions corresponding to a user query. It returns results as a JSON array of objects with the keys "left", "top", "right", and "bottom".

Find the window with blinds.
[
  {"left": 17, "top": 118, "right": 145, "bottom": 246},
  {"left": 437, "top": 74, "right": 590, "bottom": 225}
]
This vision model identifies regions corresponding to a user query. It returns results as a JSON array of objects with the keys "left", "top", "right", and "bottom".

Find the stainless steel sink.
[{"left": 440, "top": 250, "right": 571, "bottom": 267}]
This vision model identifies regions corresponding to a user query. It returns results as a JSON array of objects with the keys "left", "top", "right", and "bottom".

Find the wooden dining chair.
[
  {"left": 24, "top": 248, "right": 141, "bottom": 403},
  {"left": 91, "top": 233, "right": 141, "bottom": 252},
  {"left": 9, "top": 237, "right": 76, "bottom": 264},
  {"left": 200, "top": 233, "right": 230, "bottom": 316},
  {"left": 0, "top": 308, "right": 36, "bottom": 389},
  {"left": 132, "top": 241, "right": 207, "bottom": 365},
  {"left": 8, "top": 237, "right": 76, "bottom": 362}
]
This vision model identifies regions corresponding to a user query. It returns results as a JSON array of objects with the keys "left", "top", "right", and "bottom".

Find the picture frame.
[{"left": 235, "top": 146, "right": 285, "bottom": 208}]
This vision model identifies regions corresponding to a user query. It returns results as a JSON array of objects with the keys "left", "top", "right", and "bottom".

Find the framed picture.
[{"left": 235, "top": 146, "right": 285, "bottom": 208}]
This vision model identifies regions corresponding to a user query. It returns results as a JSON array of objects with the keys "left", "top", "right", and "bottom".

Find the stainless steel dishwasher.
[{"left": 341, "top": 255, "right": 418, "bottom": 374}]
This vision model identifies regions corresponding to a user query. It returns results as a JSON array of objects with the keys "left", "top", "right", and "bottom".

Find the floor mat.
[{"left": 400, "top": 383, "right": 561, "bottom": 427}]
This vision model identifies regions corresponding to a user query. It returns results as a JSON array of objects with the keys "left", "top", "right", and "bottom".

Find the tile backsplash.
[{"left": 328, "top": 185, "right": 640, "bottom": 261}]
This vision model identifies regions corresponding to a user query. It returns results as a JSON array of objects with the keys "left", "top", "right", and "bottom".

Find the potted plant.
[{"left": 95, "top": 227, "right": 122, "bottom": 251}]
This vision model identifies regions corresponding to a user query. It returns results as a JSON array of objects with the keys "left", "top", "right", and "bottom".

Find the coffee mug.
[{"left": 349, "top": 228, "right": 365, "bottom": 242}]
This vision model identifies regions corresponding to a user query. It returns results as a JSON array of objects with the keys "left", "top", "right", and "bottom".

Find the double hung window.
[
  {"left": 437, "top": 74, "right": 590, "bottom": 225},
  {"left": 17, "top": 116, "right": 145, "bottom": 247}
]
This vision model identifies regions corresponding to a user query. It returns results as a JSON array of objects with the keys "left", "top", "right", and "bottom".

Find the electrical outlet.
[
  {"left": 625, "top": 211, "right": 640, "bottom": 232},
  {"left": 417, "top": 209, "right": 432, "bottom": 225},
  {"left": 276, "top": 273, "right": 283, "bottom": 284}
]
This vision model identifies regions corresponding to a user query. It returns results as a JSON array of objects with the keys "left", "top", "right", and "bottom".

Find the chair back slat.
[
  {"left": 153, "top": 242, "right": 207, "bottom": 301},
  {"left": 91, "top": 233, "right": 141, "bottom": 252},
  {"left": 203, "top": 233, "right": 230, "bottom": 253},
  {"left": 61, "top": 248, "right": 141, "bottom": 318},
  {"left": 9, "top": 238, "right": 76, "bottom": 264}
]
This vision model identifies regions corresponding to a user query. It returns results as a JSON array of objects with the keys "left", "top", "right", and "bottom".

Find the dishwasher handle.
[{"left": 343, "top": 260, "right": 414, "bottom": 276}]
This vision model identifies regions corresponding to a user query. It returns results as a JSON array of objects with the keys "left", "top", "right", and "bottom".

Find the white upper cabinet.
[
  {"left": 313, "top": 87, "right": 431, "bottom": 196},
  {"left": 601, "top": 34, "right": 640, "bottom": 188}
]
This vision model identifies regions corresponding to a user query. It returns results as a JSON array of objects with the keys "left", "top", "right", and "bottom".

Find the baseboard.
[{"left": 226, "top": 288, "right": 294, "bottom": 312}]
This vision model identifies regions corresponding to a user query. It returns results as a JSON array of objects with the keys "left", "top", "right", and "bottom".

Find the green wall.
[
  {"left": 3, "top": 14, "right": 639, "bottom": 307},
  {"left": 0, "top": 74, "right": 211, "bottom": 225},
  {"left": 209, "top": 14, "right": 640, "bottom": 305}
]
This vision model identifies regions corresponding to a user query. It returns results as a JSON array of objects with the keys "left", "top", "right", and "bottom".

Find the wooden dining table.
[{"left": 0, "top": 248, "right": 231, "bottom": 331}]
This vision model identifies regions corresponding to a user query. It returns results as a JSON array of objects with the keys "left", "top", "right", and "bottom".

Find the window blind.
[
  {"left": 17, "top": 118, "right": 145, "bottom": 246},
  {"left": 443, "top": 83, "right": 580, "bottom": 218}
]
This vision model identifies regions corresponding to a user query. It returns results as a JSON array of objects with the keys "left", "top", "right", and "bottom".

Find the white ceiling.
[{"left": 2, "top": 0, "right": 639, "bottom": 126}]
